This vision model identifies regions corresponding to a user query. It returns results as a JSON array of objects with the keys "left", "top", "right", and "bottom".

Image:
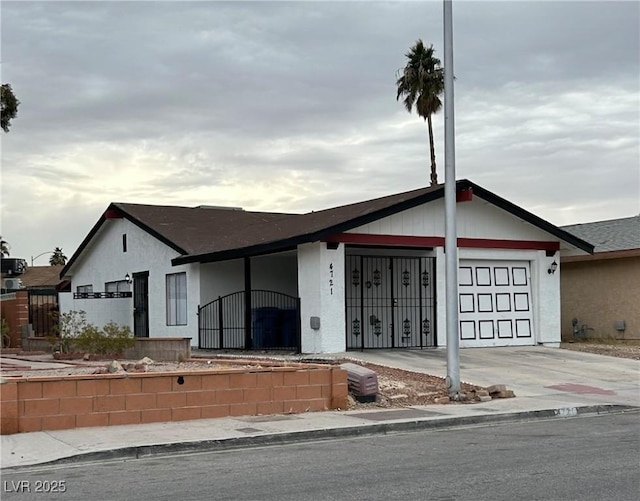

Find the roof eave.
[
  {"left": 60, "top": 203, "right": 189, "bottom": 278},
  {"left": 169, "top": 179, "right": 592, "bottom": 266},
  {"left": 112, "top": 203, "right": 188, "bottom": 256},
  {"left": 562, "top": 248, "right": 640, "bottom": 263}
]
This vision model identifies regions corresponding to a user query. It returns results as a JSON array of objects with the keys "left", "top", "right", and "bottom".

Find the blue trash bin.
[
  {"left": 252, "top": 307, "right": 280, "bottom": 348},
  {"left": 280, "top": 309, "right": 298, "bottom": 348}
]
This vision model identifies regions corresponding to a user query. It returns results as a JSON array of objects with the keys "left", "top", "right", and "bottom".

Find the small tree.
[{"left": 1, "top": 83, "right": 20, "bottom": 133}]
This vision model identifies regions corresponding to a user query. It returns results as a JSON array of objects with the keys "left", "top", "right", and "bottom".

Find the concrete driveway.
[{"left": 342, "top": 346, "right": 640, "bottom": 409}]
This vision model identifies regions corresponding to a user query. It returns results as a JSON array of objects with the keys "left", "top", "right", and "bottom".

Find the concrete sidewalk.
[
  {"left": 3, "top": 398, "right": 635, "bottom": 470},
  {"left": 2, "top": 347, "right": 638, "bottom": 470}
]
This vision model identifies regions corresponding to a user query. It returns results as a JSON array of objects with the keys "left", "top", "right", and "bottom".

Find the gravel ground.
[
  {"left": 0, "top": 355, "right": 482, "bottom": 408},
  {"left": 560, "top": 341, "right": 640, "bottom": 360}
]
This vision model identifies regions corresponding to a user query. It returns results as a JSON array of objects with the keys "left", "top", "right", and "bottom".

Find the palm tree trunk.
[{"left": 427, "top": 114, "right": 437, "bottom": 186}]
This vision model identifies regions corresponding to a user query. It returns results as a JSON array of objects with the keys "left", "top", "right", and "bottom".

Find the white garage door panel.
[{"left": 458, "top": 260, "right": 534, "bottom": 347}]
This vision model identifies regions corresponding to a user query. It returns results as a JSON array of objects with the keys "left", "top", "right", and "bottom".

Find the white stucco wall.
[
  {"left": 347, "top": 198, "right": 563, "bottom": 349},
  {"left": 199, "top": 259, "right": 244, "bottom": 306},
  {"left": 251, "top": 253, "right": 298, "bottom": 296},
  {"left": 59, "top": 291, "right": 131, "bottom": 328},
  {"left": 199, "top": 252, "right": 298, "bottom": 307},
  {"left": 62, "top": 218, "right": 200, "bottom": 345},
  {"left": 351, "top": 197, "right": 556, "bottom": 242},
  {"left": 298, "top": 242, "right": 346, "bottom": 353}
]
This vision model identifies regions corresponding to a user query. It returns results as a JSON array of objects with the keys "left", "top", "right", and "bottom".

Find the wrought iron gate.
[
  {"left": 345, "top": 256, "right": 436, "bottom": 349},
  {"left": 198, "top": 290, "right": 301, "bottom": 352},
  {"left": 28, "top": 289, "right": 59, "bottom": 336}
]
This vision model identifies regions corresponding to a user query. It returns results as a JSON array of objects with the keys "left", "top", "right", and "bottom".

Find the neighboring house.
[
  {"left": 19, "top": 265, "right": 66, "bottom": 290},
  {"left": 59, "top": 180, "right": 593, "bottom": 353},
  {"left": 1, "top": 265, "right": 66, "bottom": 339},
  {"left": 560, "top": 215, "right": 640, "bottom": 340}
]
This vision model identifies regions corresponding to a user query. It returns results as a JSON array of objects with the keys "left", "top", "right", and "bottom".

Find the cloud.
[{"left": 1, "top": 1, "right": 638, "bottom": 258}]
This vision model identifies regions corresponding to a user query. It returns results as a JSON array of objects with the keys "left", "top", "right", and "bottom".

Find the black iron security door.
[
  {"left": 346, "top": 255, "right": 435, "bottom": 350},
  {"left": 133, "top": 271, "right": 149, "bottom": 338}
]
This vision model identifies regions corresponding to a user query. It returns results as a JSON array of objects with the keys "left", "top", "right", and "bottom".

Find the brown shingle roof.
[
  {"left": 19, "top": 265, "right": 65, "bottom": 288},
  {"left": 119, "top": 184, "right": 443, "bottom": 264},
  {"left": 113, "top": 203, "right": 298, "bottom": 255},
  {"left": 61, "top": 179, "right": 594, "bottom": 276}
]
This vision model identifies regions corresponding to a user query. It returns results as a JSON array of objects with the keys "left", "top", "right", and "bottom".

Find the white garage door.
[{"left": 458, "top": 260, "right": 534, "bottom": 347}]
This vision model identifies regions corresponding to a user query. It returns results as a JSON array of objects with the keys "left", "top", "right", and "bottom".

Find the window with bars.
[{"left": 166, "top": 272, "right": 187, "bottom": 326}]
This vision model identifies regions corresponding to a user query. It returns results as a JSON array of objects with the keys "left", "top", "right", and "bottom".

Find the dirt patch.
[
  {"left": 340, "top": 361, "right": 485, "bottom": 409},
  {"left": 0, "top": 354, "right": 490, "bottom": 409}
]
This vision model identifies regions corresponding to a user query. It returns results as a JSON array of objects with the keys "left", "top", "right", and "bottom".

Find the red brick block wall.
[
  {"left": 0, "top": 290, "right": 29, "bottom": 348},
  {"left": 0, "top": 365, "right": 348, "bottom": 434}
]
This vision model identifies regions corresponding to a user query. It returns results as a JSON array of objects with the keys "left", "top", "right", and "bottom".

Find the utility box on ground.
[{"left": 340, "top": 362, "right": 379, "bottom": 403}]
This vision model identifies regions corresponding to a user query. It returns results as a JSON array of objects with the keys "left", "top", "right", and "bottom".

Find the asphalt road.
[{"left": 2, "top": 411, "right": 639, "bottom": 501}]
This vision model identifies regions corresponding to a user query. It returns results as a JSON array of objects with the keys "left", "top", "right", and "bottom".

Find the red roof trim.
[
  {"left": 324, "top": 233, "right": 560, "bottom": 251},
  {"left": 104, "top": 209, "right": 123, "bottom": 219},
  {"left": 456, "top": 187, "right": 473, "bottom": 203}
]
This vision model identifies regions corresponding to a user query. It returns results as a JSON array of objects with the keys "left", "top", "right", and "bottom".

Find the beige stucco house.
[{"left": 560, "top": 215, "right": 640, "bottom": 340}]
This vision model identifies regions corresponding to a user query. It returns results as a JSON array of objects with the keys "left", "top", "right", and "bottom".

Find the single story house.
[
  {"left": 560, "top": 215, "right": 639, "bottom": 340},
  {"left": 59, "top": 180, "right": 593, "bottom": 353}
]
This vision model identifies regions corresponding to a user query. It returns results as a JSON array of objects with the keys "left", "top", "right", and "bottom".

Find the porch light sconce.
[
  {"left": 547, "top": 261, "right": 558, "bottom": 275},
  {"left": 125, "top": 273, "right": 132, "bottom": 284}
]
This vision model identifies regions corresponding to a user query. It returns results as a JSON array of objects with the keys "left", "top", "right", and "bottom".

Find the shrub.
[
  {"left": 49, "top": 310, "right": 92, "bottom": 353},
  {"left": 101, "top": 322, "right": 135, "bottom": 355},
  {"left": 50, "top": 311, "right": 134, "bottom": 355},
  {"left": 74, "top": 321, "right": 134, "bottom": 355},
  {"left": 74, "top": 325, "right": 104, "bottom": 354}
]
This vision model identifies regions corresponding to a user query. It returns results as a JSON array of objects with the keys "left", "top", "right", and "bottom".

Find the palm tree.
[
  {"left": 0, "top": 236, "right": 10, "bottom": 257},
  {"left": 49, "top": 247, "right": 67, "bottom": 266},
  {"left": 396, "top": 40, "right": 445, "bottom": 186}
]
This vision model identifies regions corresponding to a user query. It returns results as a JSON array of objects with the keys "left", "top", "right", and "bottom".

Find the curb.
[{"left": 6, "top": 404, "right": 638, "bottom": 470}]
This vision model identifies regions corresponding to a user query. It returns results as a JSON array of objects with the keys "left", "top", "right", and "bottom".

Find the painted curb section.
[{"left": 5, "top": 404, "right": 638, "bottom": 470}]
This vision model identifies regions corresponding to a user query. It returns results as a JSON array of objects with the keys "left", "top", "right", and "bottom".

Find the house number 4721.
[{"left": 329, "top": 263, "right": 334, "bottom": 295}]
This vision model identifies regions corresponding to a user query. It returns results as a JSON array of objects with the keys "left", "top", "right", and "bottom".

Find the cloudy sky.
[{"left": 1, "top": 1, "right": 638, "bottom": 262}]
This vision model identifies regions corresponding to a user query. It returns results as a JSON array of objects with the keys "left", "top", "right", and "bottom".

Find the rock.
[
  {"left": 133, "top": 363, "right": 148, "bottom": 372},
  {"left": 107, "top": 360, "right": 124, "bottom": 373},
  {"left": 435, "top": 396, "right": 451, "bottom": 404},
  {"left": 494, "top": 390, "right": 516, "bottom": 398},
  {"left": 416, "top": 392, "right": 438, "bottom": 398},
  {"left": 478, "top": 395, "right": 492, "bottom": 402},
  {"left": 487, "top": 384, "right": 507, "bottom": 394},
  {"left": 92, "top": 367, "right": 108, "bottom": 374},
  {"left": 388, "top": 394, "right": 409, "bottom": 400},
  {"left": 83, "top": 353, "right": 91, "bottom": 361},
  {"left": 476, "top": 390, "right": 490, "bottom": 397},
  {"left": 138, "top": 357, "right": 154, "bottom": 365}
]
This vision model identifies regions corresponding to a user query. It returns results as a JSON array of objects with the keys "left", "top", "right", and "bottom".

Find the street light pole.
[
  {"left": 444, "top": 0, "right": 461, "bottom": 398},
  {"left": 31, "top": 251, "right": 54, "bottom": 266}
]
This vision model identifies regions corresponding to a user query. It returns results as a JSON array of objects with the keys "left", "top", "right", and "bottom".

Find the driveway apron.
[{"left": 342, "top": 346, "right": 640, "bottom": 408}]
